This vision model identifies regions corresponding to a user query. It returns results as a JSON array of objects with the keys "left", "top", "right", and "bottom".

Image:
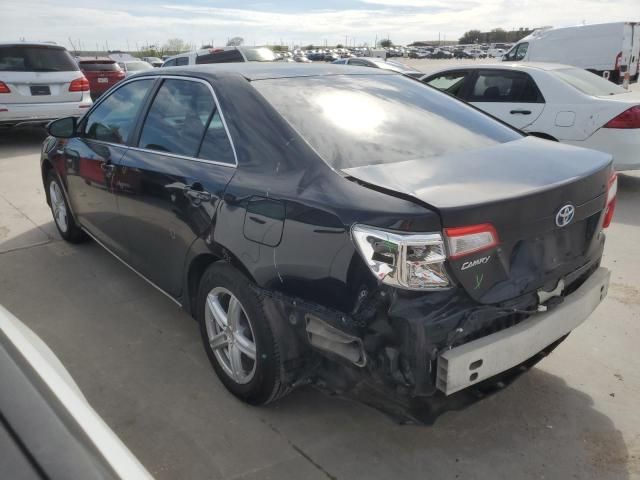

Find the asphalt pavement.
[{"left": 0, "top": 69, "right": 639, "bottom": 479}]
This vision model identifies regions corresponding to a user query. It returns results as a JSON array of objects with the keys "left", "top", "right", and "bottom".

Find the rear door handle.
[
  {"left": 510, "top": 109, "right": 532, "bottom": 115},
  {"left": 184, "top": 186, "right": 212, "bottom": 202}
]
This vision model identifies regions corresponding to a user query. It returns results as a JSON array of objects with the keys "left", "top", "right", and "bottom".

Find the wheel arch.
[{"left": 183, "top": 242, "right": 258, "bottom": 317}]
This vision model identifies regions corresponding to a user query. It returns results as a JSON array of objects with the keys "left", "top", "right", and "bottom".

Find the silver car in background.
[{"left": 0, "top": 42, "right": 92, "bottom": 128}]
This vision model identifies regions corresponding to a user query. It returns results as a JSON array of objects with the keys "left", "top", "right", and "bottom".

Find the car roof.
[
  {"left": 0, "top": 41, "right": 66, "bottom": 49},
  {"left": 146, "top": 62, "right": 397, "bottom": 81},
  {"left": 424, "top": 62, "right": 576, "bottom": 77}
]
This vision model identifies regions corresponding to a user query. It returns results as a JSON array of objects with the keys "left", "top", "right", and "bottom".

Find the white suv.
[{"left": 0, "top": 42, "right": 92, "bottom": 128}]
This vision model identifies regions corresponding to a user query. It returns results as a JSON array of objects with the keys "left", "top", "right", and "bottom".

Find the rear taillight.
[
  {"left": 603, "top": 173, "right": 618, "bottom": 228},
  {"left": 69, "top": 77, "right": 90, "bottom": 92},
  {"left": 0, "top": 81, "right": 10, "bottom": 93},
  {"left": 444, "top": 223, "right": 499, "bottom": 259},
  {"left": 352, "top": 225, "right": 450, "bottom": 290},
  {"left": 604, "top": 106, "right": 640, "bottom": 129}
]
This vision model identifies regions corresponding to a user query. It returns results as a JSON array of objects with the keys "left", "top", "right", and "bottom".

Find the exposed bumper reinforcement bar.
[{"left": 436, "top": 267, "right": 610, "bottom": 395}]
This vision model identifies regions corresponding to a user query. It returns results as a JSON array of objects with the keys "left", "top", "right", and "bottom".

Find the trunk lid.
[{"left": 343, "top": 137, "right": 613, "bottom": 303}]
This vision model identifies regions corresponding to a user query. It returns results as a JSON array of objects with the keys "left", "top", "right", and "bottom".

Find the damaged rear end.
[{"left": 251, "top": 73, "right": 616, "bottom": 422}]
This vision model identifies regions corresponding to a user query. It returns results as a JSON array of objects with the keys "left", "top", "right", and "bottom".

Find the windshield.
[
  {"left": 240, "top": 47, "right": 277, "bottom": 62},
  {"left": 554, "top": 68, "right": 629, "bottom": 96},
  {"left": 0, "top": 45, "right": 78, "bottom": 72},
  {"left": 126, "top": 61, "right": 153, "bottom": 71},
  {"left": 253, "top": 74, "right": 521, "bottom": 170}
]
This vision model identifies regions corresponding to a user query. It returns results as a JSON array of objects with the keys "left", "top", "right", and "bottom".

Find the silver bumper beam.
[{"left": 436, "top": 267, "right": 611, "bottom": 395}]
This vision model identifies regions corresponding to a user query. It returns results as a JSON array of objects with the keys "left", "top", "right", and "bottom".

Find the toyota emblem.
[{"left": 556, "top": 204, "right": 575, "bottom": 228}]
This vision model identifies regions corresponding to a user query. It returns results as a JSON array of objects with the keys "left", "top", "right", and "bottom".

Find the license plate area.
[
  {"left": 30, "top": 85, "right": 51, "bottom": 96},
  {"left": 97, "top": 78, "right": 108, "bottom": 83}
]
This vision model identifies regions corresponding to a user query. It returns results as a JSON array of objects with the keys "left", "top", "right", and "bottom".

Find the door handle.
[
  {"left": 184, "top": 186, "right": 212, "bottom": 202},
  {"left": 510, "top": 109, "right": 532, "bottom": 115},
  {"left": 100, "top": 162, "right": 115, "bottom": 173}
]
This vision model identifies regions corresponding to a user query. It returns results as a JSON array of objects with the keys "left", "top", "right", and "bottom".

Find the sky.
[{"left": 3, "top": 0, "right": 640, "bottom": 50}]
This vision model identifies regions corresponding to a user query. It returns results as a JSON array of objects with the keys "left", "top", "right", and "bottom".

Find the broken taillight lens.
[
  {"left": 352, "top": 225, "right": 450, "bottom": 290},
  {"left": 444, "top": 223, "right": 499, "bottom": 259},
  {"left": 603, "top": 173, "right": 617, "bottom": 228}
]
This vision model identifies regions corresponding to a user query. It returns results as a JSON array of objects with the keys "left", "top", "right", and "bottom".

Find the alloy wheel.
[
  {"left": 49, "top": 181, "right": 68, "bottom": 233},
  {"left": 205, "top": 287, "right": 257, "bottom": 384}
]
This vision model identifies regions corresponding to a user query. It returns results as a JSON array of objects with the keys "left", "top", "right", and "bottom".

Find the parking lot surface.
[{"left": 1, "top": 65, "right": 639, "bottom": 479}]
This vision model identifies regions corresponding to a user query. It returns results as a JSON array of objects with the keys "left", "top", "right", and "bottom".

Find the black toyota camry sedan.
[{"left": 41, "top": 63, "right": 616, "bottom": 421}]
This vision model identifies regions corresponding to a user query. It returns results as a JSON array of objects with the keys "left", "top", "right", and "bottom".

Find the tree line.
[{"left": 458, "top": 28, "right": 535, "bottom": 45}]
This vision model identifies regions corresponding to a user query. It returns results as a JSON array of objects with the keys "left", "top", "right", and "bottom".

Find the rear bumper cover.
[
  {"left": 0, "top": 100, "right": 91, "bottom": 126},
  {"left": 436, "top": 267, "right": 610, "bottom": 395},
  {"left": 566, "top": 129, "right": 640, "bottom": 171}
]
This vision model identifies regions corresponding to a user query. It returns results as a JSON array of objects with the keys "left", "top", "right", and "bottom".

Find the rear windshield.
[
  {"left": 253, "top": 74, "right": 521, "bottom": 169},
  {"left": 79, "top": 61, "right": 120, "bottom": 71},
  {"left": 554, "top": 68, "right": 629, "bottom": 96},
  {"left": 0, "top": 45, "right": 78, "bottom": 72},
  {"left": 239, "top": 47, "right": 277, "bottom": 62}
]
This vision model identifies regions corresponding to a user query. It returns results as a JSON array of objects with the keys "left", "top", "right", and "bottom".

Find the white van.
[{"left": 503, "top": 22, "right": 640, "bottom": 86}]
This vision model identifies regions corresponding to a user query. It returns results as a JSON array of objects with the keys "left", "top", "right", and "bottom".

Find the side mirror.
[{"left": 47, "top": 117, "right": 78, "bottom": 138}]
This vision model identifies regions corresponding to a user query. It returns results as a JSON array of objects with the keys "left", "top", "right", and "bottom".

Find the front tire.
[
  {"left": 46, "top": 172, "right": 86, "bottom": 243},
  {"left": 196, "top": 263, "right": 289, "bottom": 405}
]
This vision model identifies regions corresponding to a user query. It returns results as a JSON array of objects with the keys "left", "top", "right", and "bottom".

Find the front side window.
[
  {"left": 253, "top": 75, "right": 521, "bottom": 170},
  {"left": 426, "top": 71, "right": 468, "bottom": 97},
  {"left": 83, "top": 79, "right": 154, "bottom": 144},
  {"left": 138, "top": 79, "right": 214, "bottom": 157},
  {"left": 163, "top": 58, "right": 177, "bottom": 67},
  {"left": 176, "top": 56, "right": 189, "bottom": 66},
  {"left": 514, "top": 43, "right": 528, "bottom": 61},
  {"left": 468, "top": 70, "right": 543, "bottom": 103}
]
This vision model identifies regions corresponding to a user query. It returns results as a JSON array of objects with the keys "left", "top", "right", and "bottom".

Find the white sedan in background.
[{"left": 421, "top": 63, "right": 640, "bottom": 170}]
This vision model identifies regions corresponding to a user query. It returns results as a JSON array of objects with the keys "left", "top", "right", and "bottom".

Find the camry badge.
[{"left": 556, "top": 204, "right": 575, "bottom": 228}]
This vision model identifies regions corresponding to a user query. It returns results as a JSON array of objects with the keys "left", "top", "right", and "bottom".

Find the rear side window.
[
  {"left": 139, "top": 79, "right": 214, "bottom": 157},
  {"left": 467, "top": 70, "right": 543, "bottom": 103},
  {"left": 253, "top": 75, "right": 521, "bottom": 170},
  {"left": 196, "top": 50, "right": 243, "bottom": 64},
  {"left": 198, "top": 110, "right": 235, "bottom": 164},
  {"left": 0, "top": 45, "right": 78, "bottom": 72},
  {"left": 83, "top": 79, "right": 154, "bottom": 144},
  {"left": 79, "top": 61, "right": 120, "bottom": 71}
]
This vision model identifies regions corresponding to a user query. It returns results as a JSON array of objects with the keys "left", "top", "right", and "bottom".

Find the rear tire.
[
  {"left": 46, "top": 172, "right": 87, "bottom": 243},
  {"left": 196, "top": 262, "right": 289, "bottom": 405}
]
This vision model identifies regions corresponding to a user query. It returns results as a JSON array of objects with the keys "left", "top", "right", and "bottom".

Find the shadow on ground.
[{"left": 0, "top": 227, "right": 633, "bottom": 480}]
